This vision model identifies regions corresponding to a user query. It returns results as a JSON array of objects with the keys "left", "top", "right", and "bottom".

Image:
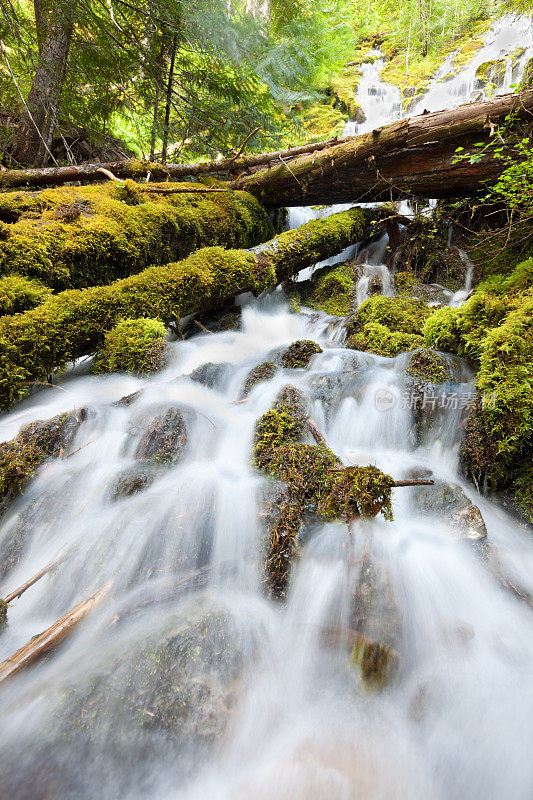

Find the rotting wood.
[{"left": 0, "top": 582, "right": 112, "bottom": 684}]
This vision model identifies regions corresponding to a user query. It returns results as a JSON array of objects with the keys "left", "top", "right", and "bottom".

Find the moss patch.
[
  {"left": 0, "top": 183, "right": 272, "bottom": 290},
  {"left": 347, "top": 295, "right": 432, "bottom": 357},
  {"left": 0, "top": 275, "right": 51, "bottom": 315},
  {"left": 281, "top": 340, "right": 322, "bottom": 369},
  {"left": 254, "top": 387, "right": 394, "bottom": 598},
  {"left": 241, "top": 361, "right": 277, "bottom": 398},
  {"left": 93, "top": 318, "right": 167, "bottom": 375},
  {"left": 407, "top": 348, "right": 449, "bottom": 384}
]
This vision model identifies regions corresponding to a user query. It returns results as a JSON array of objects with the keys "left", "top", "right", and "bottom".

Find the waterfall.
[{"left": 1, "top": 15, "right": 533, "bottom": 800}]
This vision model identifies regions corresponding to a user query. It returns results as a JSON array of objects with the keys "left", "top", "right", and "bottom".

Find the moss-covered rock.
[
  {"left": 254, "top": 387, "right": 394, "bottom": 598},
  {"left": 0, "top": 183, "right": 272, "bottom": 289},
  {"left": 346, "top": 296, "right": 432, "bottom": 357},
  {"left": 189, "top": 362, "right": 233, "bottom": 390},
  {"left": 0, "top": 408, "right": 87, "bottom": 507},
  {"left": 93, "top": 318, "right": 167, "bottom": 375},
  {"left": 0, "top": 275, "right": 50, "bottom": 315},
  {"left": 241, "top": 361, "right": 277, "bottom": 398},
  {"left": 281, "top": 339, "right": 322, "bottom": 368},
  {"left": 407, "top": 348, "right": 449, "bottom": 385}
]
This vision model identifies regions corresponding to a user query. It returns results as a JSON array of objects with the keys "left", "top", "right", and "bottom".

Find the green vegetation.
[
  {"left": 407, "top": 348, "right": 449, "bottom": 384},
  {"left": 0, "top": 275, "right": 51, "bottom": 315},
  {"left": 0, "top": 184, "right": 272, "bottom": 289},
  {"left": 347, "top": 295, "right": 432, "bottom": 357},
  {"left": 0, "top": 246, "right": 273, "bottom": 409},
  {"left": 0, "top": 409, "right": 85, "bottom": 505},
  {"left": 254, "top": 386, "right": 394, "bottom": 598},
  {"left": 281, "top": 340, "right": 322, "bottom": 368},
  {"left": 241, "top": 361, "right": 277, "bottom": 398},
  {"left": 93, "top": 318, "right": 168, "bottom": 375}
]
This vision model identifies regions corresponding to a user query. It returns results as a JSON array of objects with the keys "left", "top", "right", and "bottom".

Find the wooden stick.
[
  {"left": 140, "top": 186, "right": 229, "bottom": 193},
  {"left": 307, "top": 417, "right": 329, "bottom": 446},
  {"left": 194, "top": 319, "right": 213, "bottom": 334},
  {"left": 3, "top": 556, "right": 64, "bottom": 604},
  {"left": 391, "top": 479, "right": 435, "bottom": 487},
  {"left": 229, "top": 126, "right": 261, "bottom": 162},
  {"left": 96, "top": 167, "right": 120, "bottom": 182},
  {"left": 0, "top": 582, "right": 112, "bottom": 684}
]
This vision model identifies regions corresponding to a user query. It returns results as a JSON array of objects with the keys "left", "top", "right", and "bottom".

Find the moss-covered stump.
[
  {"left": 93, "top": 318, "right": 167, "bottom": 375},
  {"left": 0, "top": 408, "right": 87, "bottom": 507},
  {"left": 0, "top": 183, "right": 273, "bottom": 289},
  {"left": 0, "top": 275, "right": 51, "bottom": 315},
  {"left": 134, "top": 407, "right": 187, "bottom": 464},
  {"left": 241, "top": 361, "right": 277, "bottom": 399},
  {"left": 281, "top": 340, "right": 322, "bottom": 369},
  {"left": 346, "top": 296, "right": 432, "bottom": 357},
  {"left": 254, "top": 387, "right": 394, "bottom": 598}
]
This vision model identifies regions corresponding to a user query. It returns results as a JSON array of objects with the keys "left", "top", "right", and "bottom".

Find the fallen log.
[
  {"left": 233, "top": 90, "right": 533, "bottom": 206},
  {"left": 0, "top": 206, "right": 382, "bottom": 409},
  {"left": 0, "top": 136, "right": 345, "bottom": 190},
  {"left": 0, "top": 582, "right": 112, "bottom": 683}
]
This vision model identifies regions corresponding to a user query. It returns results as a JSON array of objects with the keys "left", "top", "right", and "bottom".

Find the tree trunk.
[
  {"left": 161, "top": 35, "right": 177, "bottom": 164},
  {"left": 233, "top": 90, "right": 533, "bottom": 206},
  {"left": 16, "top": 0, "right": 78, "bottom": 167},
  {"left": 3, "top": 91, "right": 532, "bottom": 195}
]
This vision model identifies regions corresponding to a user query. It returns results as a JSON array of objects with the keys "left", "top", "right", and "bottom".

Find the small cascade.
[
  {"left": 342, "top": 50, "right": 403, "bottom": 137},
  {"left": 410, "top": 15, "right": 533, "bottom": 115}
]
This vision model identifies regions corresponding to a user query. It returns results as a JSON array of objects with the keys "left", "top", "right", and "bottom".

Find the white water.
[
  {"left": 1, "top": 15, "right": 533, "bottom": 800},
  {"left": 1, "top": 298, "right": 532, "bottom": 800},
  {"left": 287, "top": 14, "right": 533, "bottom": 309}
]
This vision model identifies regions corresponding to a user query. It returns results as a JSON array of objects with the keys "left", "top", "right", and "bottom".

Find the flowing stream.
[{"left": 1, "top": 15, "right": 533, "bottom": 800}]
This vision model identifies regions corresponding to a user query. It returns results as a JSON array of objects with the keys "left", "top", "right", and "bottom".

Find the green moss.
[
  {"left": 407, "top": 348, "right": 449, "bottom": 384},
  {"left": 0, "top": 410, "right": 84, "bottom": 504},
  {"left": 241, "top": 361, "right": 277, "bottom": 398},
  {"left": 346, "top": 295, "right": 431, "bottom": 357},
  {"left": 317, "top": 465, "right": 394, "bottom": 522},
  {"left": 281, "top": 339, "right": 322, "bottom": 368},
  {"left": 0, "top": 183, "right": 272, "bottom": 290},
  {"left": 93, "top": 318, "right": 167, "bottom": 375},
  {"left": 0, "top": 275, "right": 50, "bottom": 315},
  {"left": 0, "top": 246, "right": 273, "bottom": 409},
  {"left": 254, "top": 387, "right": 394, "bottom": 598},
  {"left": 308, "top": 262, "right": 356, "bottom": 316},
  {"left": 515, "top": 464, "right": 533, "bottom": 523},
  {"left": 301, "top": 102, "right": 349, "bottom": 141}
]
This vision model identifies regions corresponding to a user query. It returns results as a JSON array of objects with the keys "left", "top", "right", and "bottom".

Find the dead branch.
[
  {"left": 2, "top": 555, "right": 64, "bottom": 604},
  {"left": 0, "top": 582, "right": 112, "bottom": 684}
]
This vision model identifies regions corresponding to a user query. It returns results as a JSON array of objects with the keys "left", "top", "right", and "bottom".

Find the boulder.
[
  {"left": 412, "top": 480, "right": 487, "bottom": 542},
  {"left": 135, "top": 407, "right": 187, "bottom": 464}
]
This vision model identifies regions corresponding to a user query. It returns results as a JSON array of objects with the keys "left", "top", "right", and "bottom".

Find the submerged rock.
[
  {"left": 189, "top": 361, "right": 233, "bottom": 390},
  {"left": 412, "top": 480, "right": 487, "bottom": 541},
  {"left": 135, "top": 407, "right": 187, "bottom": 463},
  {"left": 113, "top": 465, "right": 156, "bottom": 499}
]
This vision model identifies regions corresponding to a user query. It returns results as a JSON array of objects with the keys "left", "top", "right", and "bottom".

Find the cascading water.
[
  {"left": 2, "top": 15, "right": 533, "bottom": 800},
  {"left": 1, "top": 296, "right": 533, "bottom": 800}
]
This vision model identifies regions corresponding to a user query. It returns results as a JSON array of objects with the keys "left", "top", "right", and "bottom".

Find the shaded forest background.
[{"left": 0, "top": 0, "right": 519, "bottom": 168}]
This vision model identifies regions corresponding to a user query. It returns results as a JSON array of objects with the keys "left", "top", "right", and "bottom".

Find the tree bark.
[
  {"left": 3, "top": 91, "right": 532, "bottom": 195},
  {"left": 15, "top": 0, "right": 78, "bottom": 167},
  {"left": 233, "top": 90, "right": 533, "bottom": 206},
  {"left": 0, "top": 136, "right": 346, "bottom": 189}
]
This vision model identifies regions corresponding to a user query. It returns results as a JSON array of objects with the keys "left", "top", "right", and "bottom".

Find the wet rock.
[
  {"left": 412, "top": 480, "right": 487, "bottom": 542},
  {"left": 405, "top": 466, "right": 434, "bottom": 480},
  {"left": 308, "top": 373, "right": 343, "bottom": 409},
  {"left": 114, "top": 389, "right": 142, "bottom": 407},
  {"left": 135, "top": 407, "right": 187, "bottom": 463},
  {"left": 241, "top": 361, "right": 277, "bottom": 399},
  {"left": 281, "top": 339, "right": 322, "bottom": 369},
  {"left": 350, "top": 554, "right": 403, "bottom": 652},
  {"left": 113, "top": 466, "right": 156, "bottom": 499},
  {"left": 188, "top": 361, "right": 233, "bottom": 390}
]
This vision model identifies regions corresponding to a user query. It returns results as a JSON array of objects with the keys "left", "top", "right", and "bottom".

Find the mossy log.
[
  {"left": 0, "top": 183, "right": 273, "bottom": 289},
  {"left": 0, "top": 207, "right": 379, "bottom": 409},
  {"left": 233, "top": 91, "right": 533, "bottom": 206},
  {"left": 0, "top": 138, "right": 346, "bottom": 190}
]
